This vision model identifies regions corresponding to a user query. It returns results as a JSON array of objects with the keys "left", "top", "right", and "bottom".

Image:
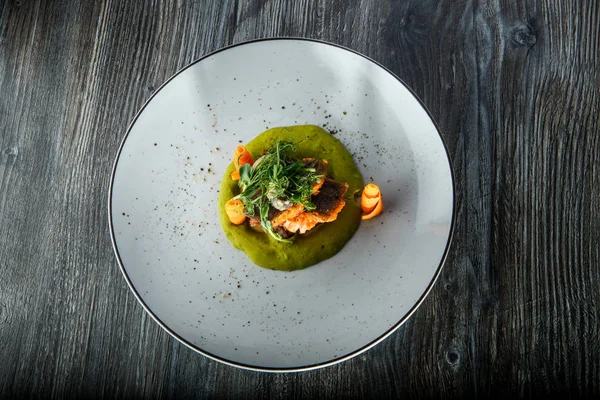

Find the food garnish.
[
  {"left": 225, "top": 199, "right": 246, "bottom": 225},
  {"left": 218, "top": 125, "right": 364, "bottom": 271},
  {"left": 360, "top": 183, "right": 383, "bottom": 220},
  {"left": 228, "top": 140, "right": 348, "bottom": 243},
  {"left": 230, "top": 145, "right": 254, "bottom": 180}
]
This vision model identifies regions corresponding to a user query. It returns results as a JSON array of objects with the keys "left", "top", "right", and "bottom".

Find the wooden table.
[{"left": 1, "top": 0, "right": 598, "bottom": 397}]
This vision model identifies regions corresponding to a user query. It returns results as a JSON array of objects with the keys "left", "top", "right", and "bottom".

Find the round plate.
[{"left": 109, "top": 38, "right": 455, "bottom": 372}]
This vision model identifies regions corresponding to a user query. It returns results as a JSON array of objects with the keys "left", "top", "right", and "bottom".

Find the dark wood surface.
[{"left": 1, "top": 0, "right": 599, "bottom": 398}]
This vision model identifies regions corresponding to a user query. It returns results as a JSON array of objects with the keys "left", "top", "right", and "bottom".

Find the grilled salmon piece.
[
  {"left": 245, "top": 162, "right": 346, "bottom": 238},
  {"left": 270, "top": 204, "right": 305, "bottom": 228},
  {"left": 249, "top": 218, "right": 261, "bottom": 227},
  {"left": 302, "top": 158, "right": 328, "bottom": 194},
  {"left": 248, "top": 216, "right": 295, "bottom": 239},
  {"left": 282, "top": 178, "right": 348, "bottom": 234},
  {"left": 246, "top": 202, "right": 304, "bottom": 231},
  {"left": 311, "top": 178, "right": 348, "bottom": 213},
  {"left": 283, "top": 199, "right": 346, "bottom": 234}
]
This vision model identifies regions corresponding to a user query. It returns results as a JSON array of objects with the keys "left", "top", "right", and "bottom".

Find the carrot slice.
[
  {"left": 233, "top": 145, "right": 254, "bottom": 168},
  {"left": 361, "top": 183, "right": 383, "bottom": 219},
  {"left": 361, "top": 184, "right": 381, "bottom": 213},
  {"left": 361, "top": 196, "right": 379, "bottom": 213},
  {"left": 231, "top": 145, "right": 254, "bottom": 180},
  {"left": 362, "top": 197, "right": 383, "bottom": 220},
  {"left": 225, "top": 199, "right": 246, "bottom": 225}
]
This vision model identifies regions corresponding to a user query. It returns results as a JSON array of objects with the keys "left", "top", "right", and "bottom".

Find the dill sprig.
[{"left": 234, "top": 140, "right": 322, "bottom": 243}]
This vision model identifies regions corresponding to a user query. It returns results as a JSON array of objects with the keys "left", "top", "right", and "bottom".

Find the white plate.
[{"left": 109, "top": 38, "right": 455, "bottom": 372}]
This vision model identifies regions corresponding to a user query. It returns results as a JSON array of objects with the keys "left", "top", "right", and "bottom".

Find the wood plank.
[
  {"left": 0, "top": 0, "right": 598, "bottom": 397},
  {"left": 486, "top": 0, "right": 600, "bottom": 395}
]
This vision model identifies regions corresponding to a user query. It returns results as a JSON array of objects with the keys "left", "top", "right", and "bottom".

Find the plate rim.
[{"left": 108, "top": 37, "right": 457, "bottom": 373}]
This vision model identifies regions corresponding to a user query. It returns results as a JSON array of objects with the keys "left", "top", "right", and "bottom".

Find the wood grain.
[{"left": 0, "top": 0, "right": 598, "bottom": 398}]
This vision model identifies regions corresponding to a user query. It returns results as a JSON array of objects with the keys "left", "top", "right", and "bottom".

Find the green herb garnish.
[{"left": 234, "top": 140, "right": 322, "bottom": 243}]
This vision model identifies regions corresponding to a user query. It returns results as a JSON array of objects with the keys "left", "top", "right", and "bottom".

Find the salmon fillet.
[
  {"left": 283, "top": 199, "right": 346, "bottom": 234},
  {"left": 270, "top": 204, "right": 305, "bottom": 228},
  {"left": 246, "top": 161, "right": 346, "bottom": 238},
  {"left": 282, "top": 178, "right": 348, "bottom": 234},
  {"left": 249, "top": 219, "right": 261, "bottom": 227},
  {"left": 302, "top": 158, "right": 328, "bottom": 194}
]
